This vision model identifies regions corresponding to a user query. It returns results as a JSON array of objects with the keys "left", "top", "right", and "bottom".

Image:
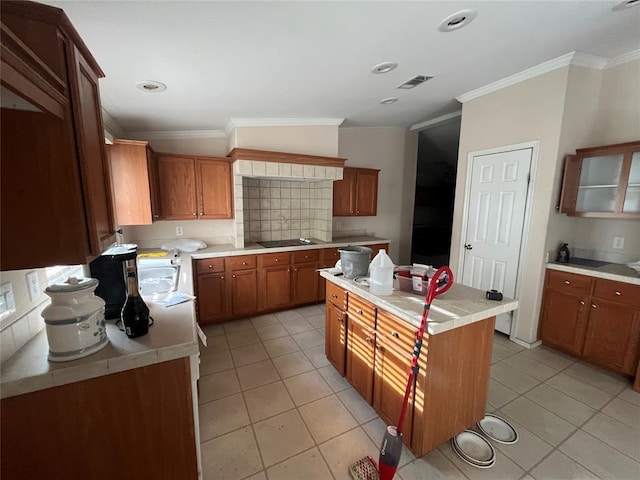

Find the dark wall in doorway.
[{"left": 411, "top": 120, "right": 460, "bottom": 267}]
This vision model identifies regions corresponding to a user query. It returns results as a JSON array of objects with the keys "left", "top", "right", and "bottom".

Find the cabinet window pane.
[
  {"left": 579, "top": 155, "right": 623, "bottom": 187},
  {"left": 576, "top": 187, "right": 618, "bottom": 212},
  {"left": 623, "top": 186, "right": 640, "bottom": 213},
  {"left": 629, "top": 152, "right": 640, "bottom": 185}
]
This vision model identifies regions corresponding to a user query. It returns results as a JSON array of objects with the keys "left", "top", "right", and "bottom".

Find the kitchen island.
[{"left": 320, "top": 271, "right": 518, "bottom": 456}]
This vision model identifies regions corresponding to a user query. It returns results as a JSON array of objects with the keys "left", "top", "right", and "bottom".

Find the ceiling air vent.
[{"left": 396, "top": 75, "right": 433, "bottom": 89}]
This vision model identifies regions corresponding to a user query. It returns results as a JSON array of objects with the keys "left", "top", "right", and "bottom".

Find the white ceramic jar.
[{"left": 42, "top": 277, "right": 109, "bottom": 362}]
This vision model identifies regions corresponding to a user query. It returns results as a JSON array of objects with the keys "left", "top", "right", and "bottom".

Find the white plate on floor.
[
  {"left": 451, "top": 438, "right": 496, "bottom": 469},
  {"left": 452, "top": 430, "right": 495, "bottom": 465},
  {"left": 476, "top": 414, "right": 518, "bottom": 444}
]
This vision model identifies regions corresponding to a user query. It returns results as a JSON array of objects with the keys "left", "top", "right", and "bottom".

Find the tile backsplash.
[{"left": 242, "top": 178, "right": 333, "bottom": 242}]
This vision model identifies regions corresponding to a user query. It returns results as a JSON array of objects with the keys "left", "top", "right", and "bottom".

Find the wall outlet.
[
  {"left": 176, "top": 226, "right": 184, "bottom": 236},
  {"left": 0, "top": 282, "right": 15, "bottom": 318},
  {"left": 26, "top": 271, "right": 41, "bottom": 301},
  {"left": 613, "top": 236, "right": 624, "bottom": 249}
]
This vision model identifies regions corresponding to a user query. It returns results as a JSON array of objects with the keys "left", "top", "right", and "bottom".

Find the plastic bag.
[{"left": 160, "top": 239, "right": 207, "bottom": 253}]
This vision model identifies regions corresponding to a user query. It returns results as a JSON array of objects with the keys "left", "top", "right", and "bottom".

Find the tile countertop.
[
  {"left": 0, "top": 300, "right": 199, "bottom": 399},
  {"left": 320, "top": 271, "right": 518, "bottom": 335},
  {"left": 0, "top": 236, "right": 389, "bottom": 400},
  {"left": 547, "top": 262, "right": 640, "bottom": 285},
  {"left": 188, "top": 235, "right": 390, "bottom": 260}
]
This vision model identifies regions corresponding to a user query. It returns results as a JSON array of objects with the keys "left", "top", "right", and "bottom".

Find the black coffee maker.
[{"left": 89, "top": 244, "right": 152, "bottom": 337}]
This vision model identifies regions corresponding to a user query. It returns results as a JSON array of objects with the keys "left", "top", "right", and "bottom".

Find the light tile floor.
[{"left": 198, "top": 306, "right": 640, "bottom": 479}]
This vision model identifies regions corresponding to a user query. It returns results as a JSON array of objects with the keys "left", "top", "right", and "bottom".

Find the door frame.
[{"left": 457, "top": 140, "right": 540, "bottom": 340}]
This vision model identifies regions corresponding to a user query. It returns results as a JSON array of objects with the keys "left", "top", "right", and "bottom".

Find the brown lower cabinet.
[
  {"left": 325, "top": 283, "right": 495, "bottom": 456},
  {"left": 195, "top": 243, "right": 387, "bottom": 324},
  {"left": 1, "top": 357, "right": 197, "bottom": 480},
  {"left": 539, "top": 269, "right": 640, "bottom": 377}
]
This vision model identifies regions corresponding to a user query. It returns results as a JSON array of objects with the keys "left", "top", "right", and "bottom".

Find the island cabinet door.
[
  {"left": 373, "top": 338, "right": 413, "bottom": 445},
  {"left": 539, "top": 289, "right": 589, "bottom": 356},
  {"left": 582, "top": 300, "right": 640, "bottom": 375},
  {"left": 346, "top": 317, "right": 376, "bottom": 404},
  {"left": 325, "top": 302, "right": 347, "bottom": 376},
  {"left": 196, "top": 273, "right": 228, "bottom": 324}
]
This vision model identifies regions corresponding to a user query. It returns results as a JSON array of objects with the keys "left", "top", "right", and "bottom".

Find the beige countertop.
[
  {"left": 1, "top": 236, "right": 389, "bottom": 400},
  {"left": 189, "top": 235, "right": 390, "bottom": 259},
  {"left": 0, "top": 300, "right": 199, "bottom": 399},
  {"left": 546, "top": 261, "right": 640, "bottom": 285},
  {"left": 320, "top": 271, "right": 518, "bottom": 335}
]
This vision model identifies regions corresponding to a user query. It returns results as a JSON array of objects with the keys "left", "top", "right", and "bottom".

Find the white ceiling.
[{"left": 42, "top": 1, "right": 640, "bottom": 134}]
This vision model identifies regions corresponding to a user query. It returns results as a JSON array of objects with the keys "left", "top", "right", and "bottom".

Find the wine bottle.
[{"left": 121, "top": 267, "right": 150, "bottom": 338}]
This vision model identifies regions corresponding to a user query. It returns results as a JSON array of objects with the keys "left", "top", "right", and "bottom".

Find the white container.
[
  {"left": 369, "top": 249, "right": 394, "bottom": 295},
  {"left": 42, "top": 277, "right": 109, "bottom": 362}
]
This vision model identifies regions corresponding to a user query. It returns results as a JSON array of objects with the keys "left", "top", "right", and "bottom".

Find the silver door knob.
[{"left": 464, "top": 244, "right": 473, "bottom": 250}]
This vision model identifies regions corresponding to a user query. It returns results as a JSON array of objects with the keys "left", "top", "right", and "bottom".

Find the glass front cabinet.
[{"left": 559, "top": 141, "right": 640, "bottom": 218}]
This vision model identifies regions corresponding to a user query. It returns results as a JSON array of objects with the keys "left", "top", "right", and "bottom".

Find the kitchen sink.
[{"left": 257, "top": 238, "right": 315, "bottom": 248}]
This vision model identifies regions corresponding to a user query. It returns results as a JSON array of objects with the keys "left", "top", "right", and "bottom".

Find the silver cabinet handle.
[
  {"left": 356, "top": 309, "right": 363, "bottom": 315},
  {"left": 615, "top": 291, "right": 621, "bottom": 296},
  {"left": 275, "top": 258, "right": 279, "bottom": 262},
  {"left": 233, "top": 274, "right": 236, "bottom": 278},
  {"left": 592, "top": 304, "right": 597, "bottom": 308},
  {"left": 579, "top": 301, "right": 585, "bottom": 305},
  {"left": 242, "top": 262, "right": 247, "bottom": 265},
  {"left": 221, "top": 276, "right": 224, "bottom": 280},
  {"left": 564, "top": 280, "right": 570, "bottom": 285},
  {"left": 332, "top": 294, "right": 338, "bottom": 299},
  {"left": 208, "top": 264, "right": 213, "bottom": 269},
  {"left": 192, "top": 212, "right": 197, "bottom": 216},
  {"left": 365, "top": 337, "right": 372, "bottom": 343},
  {"left": 391, "top": 330, "right": 399, "bottom": 338}
]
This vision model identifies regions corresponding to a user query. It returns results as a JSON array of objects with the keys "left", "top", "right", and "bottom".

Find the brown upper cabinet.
[
  {"left": 107, "top": 140, "right": 160, "bottom": 225},
  {"left": 559, "top": 141, "right": 640, "bottom": 218},
  {"left": 333, "top": 167, "right": 380, "bottom": 216},
  {"left": 156, "top": 154, "right": 233, "bottom": 221},
  {"left": 1, "top": 1, "right": 115, "bottom": 270}
]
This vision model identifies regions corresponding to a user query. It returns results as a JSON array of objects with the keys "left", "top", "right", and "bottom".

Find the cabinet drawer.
[
  {"left": 196, "top": 258, "right": 224, "bottom": 274},
  {"left": 376, "top": 308, "right": 418, "bottom": 353},
  {"left": 293, "top": 249, "right": 319, "bottom": 263},
  {"left": 228, "top": 255, "right": 257, "bottom": 270},
  {"left": 593, "top": 279, "right": 640, "bottom": 307},
  {"left": 348, "top": 295, "right": 376, "bottom": 329},
  {"left": 260, "top": 252, "right": 291, "bottom": 267},
  {"left": 321, "top": 248, "right": 340, "bottom": 266},
  {"left": 546, "top": 270, "right": 592, "bottom": 295},
  {"left": 326, "top": 282, "right": 347, "bottom": 311}
]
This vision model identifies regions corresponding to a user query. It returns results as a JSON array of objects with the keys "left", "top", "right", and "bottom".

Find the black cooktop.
[{"left": 257, "top": 239, "right": 315, "bottom": 248}]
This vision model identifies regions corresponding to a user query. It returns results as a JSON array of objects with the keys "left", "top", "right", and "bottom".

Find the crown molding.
[
  {"left": 410, "top": 111, "right": 462, "bottom": 131},
  {"left": 228, "top": 118, "right": 345, "bottom": 128},
  {"left": 101, "top": 108, "right": 124, "bottom": 138},
  {"left": 125, "top": 130, "right": 227, "bottom": 140},
  {"left": 571, "top": 52, "right": 608, "bottom": 69},
  {"left": 607, "top": 49, "right": 640, "bottom": 68}
]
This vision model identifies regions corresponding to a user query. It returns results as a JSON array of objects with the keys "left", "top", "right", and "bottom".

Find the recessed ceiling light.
[
  {"left": 613, "top": 0, "right": 640, "bottom": 10},
  {"left": 438, "top": 9, "right": 478, "bottom": 32},
  {"left": 371, "top": 62, "right": 398, "bottom": 74},
  {"left": 136, "top": 80, "right": 167, "bottom": 92},
  {"left": 380, "top": 97, "right": 398, "bottom": 105}
]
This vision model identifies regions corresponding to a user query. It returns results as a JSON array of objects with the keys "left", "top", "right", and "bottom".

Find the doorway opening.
[{"left": 410, "top": 118, "right": 460, "bottom": 267}]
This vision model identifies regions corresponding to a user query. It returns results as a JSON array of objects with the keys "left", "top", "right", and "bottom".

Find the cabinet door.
[
  {"left": 355, "top": 170, "right": 379, "bottom": 216},
  {"left": 70, "top": 46, "right": 115, "bottom": 254},
  {"left": 292, "top": 262, "right": 319, "bottom": 305},
  {"left": 231, "top": 269, "right": 258, "bottom": 316},
  {"left": 373, "top": 339, "right": 413, "bottom": 441},
  {"left": 196, "top": 273, "right": 228, "bottom": 324},
  {"left": 583, "top": 300, "right": 640, "bottom": 375},
  {"left": 157, "top": 155, "right": 197, "bottom": 220},
  {"left": 325, "top": 302, "right": 347, "bottom": 376},
  {"left": 107, "top": 140, "right": 153, "bottom": 225},
  {"left": 261, "top": 265, "right": 292, "bottom": 311},
  {"left": 148, "top": 150, "right": 161, "bottom": 221},
  {"left": 196, "top": 158, "right": 233, "bottom": 219},
  {"left": 539, "top": 289, "right": 588, "bottom": 356},
  {"left": 333, "top": 169, "right": 356, "bottom": 216},
  {"left": 346, "top": 317, "right": 376, "bottom": 404},
  {"left": 558, "top": 155, "right": 581, "bottom": 215}
]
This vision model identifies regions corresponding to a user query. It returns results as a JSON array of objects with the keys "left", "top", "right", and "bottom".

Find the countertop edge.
[{"left": 546, "top": 263, "right": 640, "bottom": 285}]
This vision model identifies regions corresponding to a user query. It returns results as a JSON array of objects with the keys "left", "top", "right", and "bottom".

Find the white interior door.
[{"left": 462, "top": 147, "right": 532, "bottom": 335}]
